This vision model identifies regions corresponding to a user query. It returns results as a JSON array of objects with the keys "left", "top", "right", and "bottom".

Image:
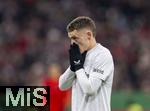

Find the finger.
[
  {"left": 72, "top": 43, "right": 78, "bottom": 47},
  {"left": 72, "top": 43, "right": 80, "bottom": 50},
  {"left": 70, "top": 43, "right": 74, "bottom": 49}
]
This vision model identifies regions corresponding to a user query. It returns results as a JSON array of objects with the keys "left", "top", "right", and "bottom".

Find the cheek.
[
  {"left": 77, "top": 35, "right": 88, "bottom": 45},
  {"left": 78, "top": 38, "right": 85, "bottom": 45},
  {"left": 82, "top": 37, "right": 89, "bottom": 43}
]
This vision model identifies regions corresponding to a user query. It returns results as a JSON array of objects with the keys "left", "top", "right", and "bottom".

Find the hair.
[{"left": 67, "top": 16, "right": 96, "bottom": 37}]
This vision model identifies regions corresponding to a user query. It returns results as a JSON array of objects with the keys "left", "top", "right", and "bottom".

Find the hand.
[{"left": 69, "top": 43, "right": 87, "bottom": 72}]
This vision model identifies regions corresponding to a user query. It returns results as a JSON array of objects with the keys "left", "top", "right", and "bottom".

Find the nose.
[
  {"left": 71, "top": 40, "right": 74, "bottom": 44},
  {"left": 71, "top": 40, "right": 77, "bottom": 45}
]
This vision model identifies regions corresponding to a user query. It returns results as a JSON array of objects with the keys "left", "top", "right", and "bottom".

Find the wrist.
[
  {"left": 74, "top": 65, "right": 83, "bottom": 71},
  {"left": 75, "top": 68, "right": 84, "bottom": 74},
  {"left": 70, "top": 66, "right": 75, "bottom": 72}
]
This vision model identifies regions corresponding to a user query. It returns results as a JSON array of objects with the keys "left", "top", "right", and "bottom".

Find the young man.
[{"left": 59, "top": 16, "right": 114, "bottom": 111}]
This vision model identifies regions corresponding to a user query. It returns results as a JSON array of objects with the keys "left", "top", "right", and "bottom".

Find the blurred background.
[{"left": 0, "top": 0, "right": 150, "bottom": 111}]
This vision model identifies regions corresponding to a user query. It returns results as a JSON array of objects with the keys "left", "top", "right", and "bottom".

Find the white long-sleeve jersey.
[{"left": 59, "top": 43, "right": 114, "bottom": 111}]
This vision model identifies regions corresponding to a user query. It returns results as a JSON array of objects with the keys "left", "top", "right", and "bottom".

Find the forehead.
[
  {"left": 68, "top": 30, "right": 78, "bottom": 38},
  {"left": 68, "top": 29, "right": 86, "bottom": 38}
]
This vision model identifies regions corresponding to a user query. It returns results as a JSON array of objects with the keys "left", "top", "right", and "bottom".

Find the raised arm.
[{"left": 59, "top": 67, "right": 76, "bottom": 91}]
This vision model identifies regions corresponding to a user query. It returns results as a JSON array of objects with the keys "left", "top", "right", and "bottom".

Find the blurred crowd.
[{"left": 0, "top": 0, "right": 150, "bottom": 93}]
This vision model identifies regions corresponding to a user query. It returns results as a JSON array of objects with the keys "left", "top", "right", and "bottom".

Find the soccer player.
[{"left": 59, "top": 16, "right": 114, "bottom": 111}]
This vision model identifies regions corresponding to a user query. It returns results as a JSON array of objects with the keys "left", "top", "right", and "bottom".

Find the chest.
[{"left": 83, "top": 55, "right": 96, "bottom": 76}]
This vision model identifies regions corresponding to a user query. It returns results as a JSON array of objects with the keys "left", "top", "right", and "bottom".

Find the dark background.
[{"left": 0, "top": 0, "right": 150, "bottom": 111}]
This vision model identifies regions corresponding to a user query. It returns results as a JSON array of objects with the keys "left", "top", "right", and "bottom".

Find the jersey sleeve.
[
  {"left": 75, "top": 51, "right": 114, "bottom": 95},
  {"left": 90, "top": 52, "right": 114, "bottom": 81},
  {"left": 59, "top": 67, "right": 76, "bottom": 91}
]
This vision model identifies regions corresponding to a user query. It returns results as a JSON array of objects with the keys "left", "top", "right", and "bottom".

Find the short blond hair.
[{"left": 67, "top": 16, "right": 96, "bottom": 37}]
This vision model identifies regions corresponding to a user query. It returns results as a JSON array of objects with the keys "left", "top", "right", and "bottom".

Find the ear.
[{"left": 87, "top": 31, "right": 92, "bottom": 39}]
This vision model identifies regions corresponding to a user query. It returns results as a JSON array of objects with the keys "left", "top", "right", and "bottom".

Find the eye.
[{"left": 71, "top": 36, "right": 78, "bottom": 40}]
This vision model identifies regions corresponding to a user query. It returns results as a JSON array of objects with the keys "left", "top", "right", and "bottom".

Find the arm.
[
  {"left": 75, "top": 53, "right": 114, "bottom": 95},
  {"left": 59, "top": 67, "right": 76, "bottom": 91},
  {"left": 76, "top": 69, "right": 102, "bottom": 95}
]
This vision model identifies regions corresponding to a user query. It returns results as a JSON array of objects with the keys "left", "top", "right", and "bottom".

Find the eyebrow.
[{"left": 70, "top": 36, "right": 78, "bottom": 40}]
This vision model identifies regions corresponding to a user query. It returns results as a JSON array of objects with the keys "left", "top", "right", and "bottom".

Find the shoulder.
[
  {"left": 93, "top": 44, "right": 114, "bottom": 66},
  {"left": 96, "top": 44, "right": 112, "bottom": 59},
  {"left": 86, "top": 43, "right": 113, "bottom": 65}
]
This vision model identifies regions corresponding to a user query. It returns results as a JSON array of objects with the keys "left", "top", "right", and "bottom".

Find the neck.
[{"left": 88, "top": 38, "right": 97, "bottom": 50}]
